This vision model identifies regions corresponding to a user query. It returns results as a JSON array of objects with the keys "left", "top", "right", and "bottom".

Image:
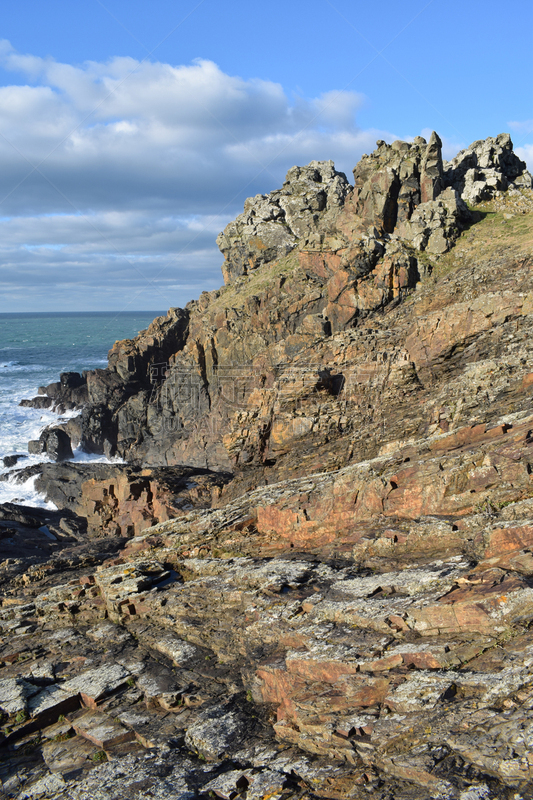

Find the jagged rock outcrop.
[
  {"left": 78, "top": 307, "right": 190, "bottom": 457},
  {"left": 3, "top": 461, "right": 231, "bottom": 538},
  {"left": 341, "top": 132, "right": 469, "bottom": 254},
  {"left": 216, "top": 160, "right": 351, "bottom": 283},
  {"left": 347, "top": 133, "right": 444, "bottom": 235},
  {"left": 28, "top": 428, "right": 74, "bottom": 462},
  {"left": 20, "top": 372, "right": 88, "bottom": 414},
  {"left": 396, "top": 186, "right": 468, "bottom": 254},
  {"left": 445, "top": 132, "right": 533, "bottom": 204}
]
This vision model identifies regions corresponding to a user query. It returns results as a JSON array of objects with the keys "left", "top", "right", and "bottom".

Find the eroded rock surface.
[{"left": 4, "top": 461, "right": 533, "bottom": 798}]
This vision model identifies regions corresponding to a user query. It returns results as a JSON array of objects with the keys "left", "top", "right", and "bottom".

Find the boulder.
[
  {"left": 19, "top": 395, "right": 53, "bottom": 410},
  {"left": 39, "top": 429, "right": 74, "bottom": 462},
  {"left": 28, "top": 439, "right": 44, "bottom": 455},
  {"left": 3, "top": 454, "right": 26, "bottom": 468},
  {"left": 59, "top": 371, "right": 85, "bottom": 389}
]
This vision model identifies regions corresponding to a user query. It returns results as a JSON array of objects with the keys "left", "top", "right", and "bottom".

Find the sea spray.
[{"left": 0, "top": 310, "right": 163, "bottom": 506}]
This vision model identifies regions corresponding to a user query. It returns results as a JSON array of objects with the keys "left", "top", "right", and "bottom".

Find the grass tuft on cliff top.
[
  {"left": 210, "top": 252, "right": 302, "bottom": 311},
  {"left": 426, "top": 189, "right": 533, "bottom": 282}
]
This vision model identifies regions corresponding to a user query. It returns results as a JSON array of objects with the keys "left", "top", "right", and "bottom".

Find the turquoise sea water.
[{"left": 0, "top": 310, "right": 164, "bottom": 505}]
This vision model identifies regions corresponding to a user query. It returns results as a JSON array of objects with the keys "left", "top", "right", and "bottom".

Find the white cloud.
[
  {"left": 508, "top": 120, "right": 533, "bottom": 136},
  {"left": 0, "top": 42, "right": 400, "bottom": 310},
  {"left": 516, "top": 145, "right": 533, "bottom": 173},
  {"left": 504, "top": 121, "right": 533, "bottom": 171}
]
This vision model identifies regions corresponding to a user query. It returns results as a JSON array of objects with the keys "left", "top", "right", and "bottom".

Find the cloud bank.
[{"left": 0, "top": 43, "right": 405, "bottom": 310}]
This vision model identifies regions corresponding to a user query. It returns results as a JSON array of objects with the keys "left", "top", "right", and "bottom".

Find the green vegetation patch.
[
  {"left": 209, "top": 252, "right": 301, "bottom": 312},
  {"left": 426, "top": 198, "right": 533, "bottom": 282}
]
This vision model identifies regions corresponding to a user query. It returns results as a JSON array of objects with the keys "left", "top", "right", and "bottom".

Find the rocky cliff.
[
  {"left": 26, "top": 132, "right": 531, "bottom": 481},
  {"left": 2, "top": 133, "right": 533, "bottom": 800}
]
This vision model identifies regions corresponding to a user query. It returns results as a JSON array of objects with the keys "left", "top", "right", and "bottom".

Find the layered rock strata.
[{"left": 4, "top": 408, "right": 533, "bottom": 798}]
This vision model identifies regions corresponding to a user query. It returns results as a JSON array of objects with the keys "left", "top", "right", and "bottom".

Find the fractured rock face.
[
  {"left": 216, "top": 160, "right": 351, "bottom": 283},
  {"left": 396, "top": 186, "right": 469, "bottom": 254},
  {"left": 5, "top": 130, "right": 533, "bottom": 800},
  {"left": 348, "top": 132, "right": 445, "bottom": 235}
]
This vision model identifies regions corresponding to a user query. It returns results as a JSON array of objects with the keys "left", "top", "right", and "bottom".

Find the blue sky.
[{"left": 0, "top": 0, "right": 532, "bottom": 312}]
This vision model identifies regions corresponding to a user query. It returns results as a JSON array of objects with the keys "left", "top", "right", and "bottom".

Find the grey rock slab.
[
  {"left": 86, "top": 621, "right": 131, "bottom": 644},
  {"left": 285, "top": 641, "right": 363, "bottom": 670},
  {"left": 28, "top": 684, "right": 80, "bottom": 722},
  {"left": 454, "top": 667, "right": 530, "bottom": 705},
  {"left": 73, "top": 710, "right": 135, "bottom": 748},
  {"left": 95, "top": 560, "right": 165, "bottom": 607},
  {"left": 115, "top": 709, "right": 151, "bottom": 728},
  {"left": 153, "top": 637, "right": 199, "bottom": 666},
  {"left": 384, "top": 673, "right": 452, "bottom": 712},
  {"left": 0, "top": 677, "right": 39, "bottom": 714},
  {"left": 24, "top": 660, "right": 56, "bottom": 683},
  {"left": 137, "top": 673, "right": 180, "bottom": 702},
  {"left": 42, "top": 734, "right": 99, "bottom": 775},
  {"left": 203, "top": 769, "right": 250, "bottom": 799},
  {"left": 136, "top": 668, "right": 182, "bottom": 700},
  {"left": 0, "top": 602, "right": 35, "bottom": 621},
  {"left": 61, "top": 663, "right": 130, "bottom": 705},
  {"left": 128, "top": 715, "right": 182, "bottom": 749},
  {"left": 64, "top": 753, "right": 196, "bottom": 800},
  {"left": 15, "top": 772, "right": 66, "bottom": 798},
  {"left": 42, "top": 626, "right": 84, "bottom": 648},
  {"left": 328, "top": 560, "right": 468, "bottom": 600},
  {"left": 185, "top": 706, "right": 247, "bottom": 760},
  {"left": 42, "top": 719, "right": 73, "bottom": 740},
  {"left": 246, "top": 770, "right": 289, "bottom": 800},
  {"left": 458, "top": 787, "right": 491, "bottom": 800}
]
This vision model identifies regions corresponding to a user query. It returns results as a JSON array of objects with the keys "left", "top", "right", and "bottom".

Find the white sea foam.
[
  {"left": 0, "top": 361, "right": 47, "bottom": 372},
  {"left": 0, "top": 394, "right": 121, "bottom": 508},
  {"left": 71, "top": 449, "right": 124, "bottom": 465},
  {"left": 0, "top": 470, "right": 57, "bottom": 509},
  {"left": 0, "top": 445, "right": 124, "bottom": 508},
  {"left": 0, "top": 310, "right": 160, "bottom": 508}
]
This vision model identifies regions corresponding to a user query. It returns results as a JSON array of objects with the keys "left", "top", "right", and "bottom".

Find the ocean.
[{"left": 0, "top": 310, "right": 165, "bottom": 507}]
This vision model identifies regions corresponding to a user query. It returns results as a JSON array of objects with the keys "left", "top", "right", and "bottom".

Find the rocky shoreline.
[{"left": 1, "top": 132, "right": 533, "bottom": 799}]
